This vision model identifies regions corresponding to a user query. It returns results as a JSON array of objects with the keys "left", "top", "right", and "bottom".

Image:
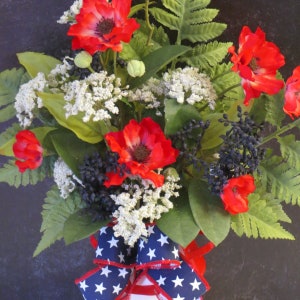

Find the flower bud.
[
  {"left": 74, "top": 51, "right": 93, "bottom": 68},
  {"left": 163, "top": 167, "right": 180, "bottom": 181},
  {"left": 127, "top": 60, "right": 145, "bottom": 77}
]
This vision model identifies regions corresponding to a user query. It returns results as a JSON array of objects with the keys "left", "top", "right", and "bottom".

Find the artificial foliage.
[{"left": 1, "top": 0, "right": 300, "bottom": 297}]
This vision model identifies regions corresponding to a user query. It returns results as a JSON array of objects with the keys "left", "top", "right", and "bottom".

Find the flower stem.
[
  {"left": 259, "top": 118, "right": 300, "bottom": 146},
  {"left": 145, "top": 0, "right": 154, "bottom": 46},
  {"left": 212, "top": 68, "right": 234, "bottom": 82},
  {"left": 218, "top": 83, "right": 241, "bottom": 98},
  {"left": 99, "top": 53, "right": 106, "bottom": 71},
  {"left": 113, "top": 51, "right": 117, "bottom": 75}
]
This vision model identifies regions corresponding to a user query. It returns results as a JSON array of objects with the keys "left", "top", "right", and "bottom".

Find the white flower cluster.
[
  {"left": 57, "top": 0, "right": 83, "bottom": 24},
  {"left": 14, "top": 72, "right": 47, "bottom": 128},
  {"left": 162, "top": 66, "right": 217, "bottom": 108},
  {"left": 110, "top": 176, "right": 181, "bottom": 247},
  {"left": 47, "top": 57, "right": 73, "bottom": 89},
  {"left": 128, "top": 78, "right": 164, "bottom": 114},
  {"left": 53, "top": 158, "right": 81, "bottom": 199},
  {"left": 62, "top": 71, "right": 128, "bottom": 122}
]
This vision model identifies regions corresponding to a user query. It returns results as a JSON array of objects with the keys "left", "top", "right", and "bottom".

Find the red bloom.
[
  {"left": 67, "top": 0, "right": 140, "bottom": 54},
  {"left": 228, "top": 26, "right": 285, "bottom": 105},
  {"left": 220, "top": 174, "right": 255, "bottom": 215},
  {"left": 13, "top": 130, "right": 43, "bottom": 173},
  {"left": 283, "top": 66, "right": 300, "bottom": 119},
  {"left": 104, "top": 117, "right": 179, "bottom": 187}
]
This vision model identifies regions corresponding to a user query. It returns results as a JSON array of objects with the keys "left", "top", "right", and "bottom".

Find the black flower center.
[
  {"left": 132, "top": 144, "right": 151, "bottom": 163},
  {"left": 96, "top": 18, "right": 115, "bottom": 36}
]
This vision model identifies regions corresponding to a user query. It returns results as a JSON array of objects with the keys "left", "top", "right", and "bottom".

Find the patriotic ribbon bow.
[{"left": 75, "top": 224, "right": 213, "bottom": 300}]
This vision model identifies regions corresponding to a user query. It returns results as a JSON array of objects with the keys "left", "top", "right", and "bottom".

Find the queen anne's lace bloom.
[
  {"left": 14, "top": 72, "right": 47, "bottom": 128},
  {"left": 53, "top": 158, "right": 81, "bottom": 199},
  {"left": 162, "top": 66, "right": 217, "bottom": 109},
  {"left": 57, "top": 0, "right": 83, "bottom": 24},
  {"left": 62, "top": 71, "right": 128, "bottom": 122},
  {"left": 110, "top": 176, "right": 181, "bottom": 246}
]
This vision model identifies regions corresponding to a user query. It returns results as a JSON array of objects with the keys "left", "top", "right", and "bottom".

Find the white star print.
[
  {"left": 107, "top": 236, "right": 119, "bottom": 248},
  {"left": 79, "top": 280, "right": 89, "bottom": 291},
  {"left": 147, "top": 248, "right": 156, "bottom": 260},
  {"left": 147, "top": 225, "right": 155, "bottom": 235},
  {"left": 139, "top": 239, "right": 145, "bottom": 250},
  {"left": 172, "top": 275, "right": 184, "bottom": 287},
  {"left": 100, "top": 266, "right": 112, "bottom": 277},
  {"left": 172, "top": 246, "right": 179, "bottom": 258},
  {"left": 118, "top": 251, "right": 125, "bottom": 263},
  {"left": 118, "top": 268, "right": 128, "bottom": 278},
  {"left": 112, "top": 283, "right": 123, "bottom": 294},
  {"left": 190, "top": 278, "right": 201, "bottom": 291},
  {"left": 95, "top": 282, "right": 106, "bottom": 294},
  {"left": 95, "top": 247, "right": 103, "bottom": 257},
  {"left": 99, "top": 227, "right": 107, "bottom": 235},
  {"left": 157, "top": 234, "right": 169, "bottom": 246},
  {"left": 173, "top": 294, "right": 185, "bottom": 300},
  {"left": 157, "top": 275, "right": 167, "bottom": 286}
]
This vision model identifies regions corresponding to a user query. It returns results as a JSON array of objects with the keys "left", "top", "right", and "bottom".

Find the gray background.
[{"left": 0, "top": 1, "right": 300, "bottom": 299}]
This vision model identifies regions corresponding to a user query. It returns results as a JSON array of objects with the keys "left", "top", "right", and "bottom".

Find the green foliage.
[
  {"left": 258, "top": 152, "right": 300, "bottom": 205},
  {"left": 180, "top": 41, "right": 232, "bottom": 70},
  {"left": 164, "top": 99, "right": 201, "bottom": 135},
  {"left": 33, "top": 187, "right": 85, "bottom": 257},
  {"left": 231, "top": 192, "right": 294, "bottom": 240},
  {"left": 64, "top": 211, "right": 110, "bottom": 245},
  {"left": 150, "top": 0, "right": 226, "bottom": 44},
  {"left": 39, "top": 92, "right": 107, "bottom": 144},
  {"left": 129, "top": 45, "right": 190, "bottom": 88},
  {"left": 0, "top": 156, "right": 54, "bottom": 188},
  {"left": 0, "top": 68, "right": 30, "bottom": 122},
  {"left": 0, "top": 123, "right": 21, "bottom": 156},
  {"left": 17, "top": 52, "right": 61, "bottom": 78},
  {"left": 188, "top": 179, "right": 231, "bottom": 246},
  {"left": 278, "top": 134, "right": 300, "bottom": 169},
  {"left": 156, "top": 187, "right": 200, "bottom": 247},
  {"left": 120, "top": 20, "right": 170, "bottom": 61}
]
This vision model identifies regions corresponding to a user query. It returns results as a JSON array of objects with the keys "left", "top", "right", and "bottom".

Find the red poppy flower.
[
  {"left": 220, "top": 174, "right": 255, "bottom": 215},
  {"left": 13, "top": 130, "right": 43, "bottom": 173},
  {"left": 228, "top": 26, "right": 285, "bottom": 105},
  {"left": 104, "top": 117, "right": 179, "bottom": 187},
  {"left": 283, "top": 66, "right": 300, "bottom": 119},
  {"left": 67, "top": 0, "right": 140, "bottom": 54}
]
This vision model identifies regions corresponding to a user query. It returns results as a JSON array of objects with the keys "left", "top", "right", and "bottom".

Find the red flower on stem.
[
  {"left": 228, "top": 26, "right": 285, "bottom": 106},
  {"left": 220, "top": 174, "right": 255, "bottom": 215},
  {"left": 104, "top": 117, "right": 179, "bottom": 188},
  {"left": 67, "top": 0, "right": 140, "bottom": 54},
  {"left": 13, "top": 130, "right": 43, "bottom": 173},
  {"left": 283, "top": 66, "right": 300, "bottom": 119}
]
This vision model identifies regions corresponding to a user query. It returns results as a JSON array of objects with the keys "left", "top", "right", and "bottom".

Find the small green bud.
[
  {"left": 163, "top": 167, "right": 180, "bottom": 180},
  {"left": 74, "top": 51, "right": 93, "bottom": 68},
  {"left": 127, "top": 60, "right": 145, "bottom": 77}
]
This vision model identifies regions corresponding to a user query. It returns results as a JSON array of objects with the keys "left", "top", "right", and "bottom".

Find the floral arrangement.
[{"left": 1, "top": 0, "right": 300, "bottom": 298}]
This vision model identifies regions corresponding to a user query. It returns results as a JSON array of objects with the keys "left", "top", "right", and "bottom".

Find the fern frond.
[
  {"left": 150, "top": 0, "right": 226, "bottom": 44},
  {"left": 258, "top": 153, "right": 300, "bottom": 205},
  {"left": 231, "top": 192, "right": 294, "bottom": 240},
  {"left": 33, "top": 186, "right": 85, "bottom": 256},
  {"left": 0, "top": 156, "right": 54, "bottom": 188},
  {"left": 278, "top": 134, "right": 300, "bottom": 169},
  {"left": 0, "top": 123, "right": 21, "bottom": 153},
  {"left": 180, "top": 41, "right": 232, "bottom": 69}
]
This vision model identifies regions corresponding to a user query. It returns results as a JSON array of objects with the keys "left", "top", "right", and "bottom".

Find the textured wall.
[{"left": 0, "top": 1, "right": 300, "bottom": 299}]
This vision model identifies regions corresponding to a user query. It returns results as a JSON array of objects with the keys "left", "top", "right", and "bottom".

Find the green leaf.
[
  {"left": 33, "top": 187, "right": 85, "bottom": 256},
  {"left": 129, "top": 45, "right": 190, "bottom": 88},
  {"left": 278, "top": 134, "right": 300, "bottom": 169},
  {"left": 63, "top": 210, "right": 107, "bottom": 245},
  {"left": 47, "top": 129, "right": 100, "bottom": 176},
  {"left": 156, "top": 188, "right": 200, "bottom": 247},
  {"left": 181, "top": 41, "right": 232, "bottom": 69},
  {"left": 0, "top": 156, "right": 54, "bottom": 188},
  {"left": 164, "top": 99, "right": 201, "bottom": 135},
  {"left": 17, "top": 52, "right": 61, "bottom": 78},
  {"left": 231, "top": 192, "right": 294, "bottom": 240},
  {"left": 188, "top": 180, "right": 231, "bottom": 245},
  {"left": 39, "top": 92, "right": 105, "bottom": 144}
]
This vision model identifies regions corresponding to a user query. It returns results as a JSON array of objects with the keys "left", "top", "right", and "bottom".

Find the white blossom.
[
  {"left": 162, "top": 66, "right": 217, "bottom": 109},
  {"left": 62, "top": 71, "right": 128, "bottom": 122},
  {"left": 53, "top": 158, "right": 81, "bottom": 199},
  {"left": 14, "top": 72, "right": 47, "bottom": 128},
  {"left": 111, "top": 176, "right": 181, "bottom": 246},
  {"left": 57, "top": 0, "right": 83, "bottom": 24},
  {"left": 47, "top": 57, "right": 73, "bottom": 88}
]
